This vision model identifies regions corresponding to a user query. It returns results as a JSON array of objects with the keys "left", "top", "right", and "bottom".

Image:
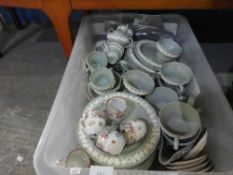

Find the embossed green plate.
[{"left": 76, "top": 92, "right": 160, "bottom": 168}]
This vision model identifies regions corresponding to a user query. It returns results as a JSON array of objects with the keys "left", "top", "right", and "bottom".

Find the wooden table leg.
[{"left": 40, "top": 0, "right": 73, "bottom": 58}]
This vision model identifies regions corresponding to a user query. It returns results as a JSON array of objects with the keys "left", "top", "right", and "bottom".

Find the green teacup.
[
  {"left": 92, "top": 71, "right": 122, "bottom": 95},
  {"left": 157, "top": 36, "right": 182, "bottom": 62},
  {"left": 85, "top": 51, "right": 108, "bottom": 72},
  {"left": 145, "top": 87, "right": 179, "bottom": 111},
  {"left": 159, "top": 102, "right": 201, "bottom": 150},
  {"left": 123, "top": 70, "right": 155, "bottom": 96},
  {"left": 103, "top": 42, "right": 124, "bottom": 64},
  {"left": 159, "top": 61, "right": 193, "bottom": 93},
  {"left": 90, "top": 67, "right": 116, "bottom": 91}
]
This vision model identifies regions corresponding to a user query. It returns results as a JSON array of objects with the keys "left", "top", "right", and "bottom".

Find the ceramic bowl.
[
  {"left": 159, "top": 102, "right": 201, "bottom": 150},
  {"left": 160, "top": 62, "right": 193, "bottom": 93},
  {"left": 145, "top": 87, "right": 179, "bottom": 111},
  {"left": 123, "top": 70, "right": 155, "bottom": 96},
  {"left": 85, "top": 51, "right": 108, "bottom": 72},
  {"left": 96, "top": 127, "right": 126, "bottom": 155},
  {"left": 90, "top": 67, "right": 116, "bottom": 91},
  {"left": 134, "top": 40, "right": 164, "bottom": 71},
  {"left": 124, "top": 46, "right": 156, "bottom": 74},
  {"left": 80, "top": 110, "right": 107, "bottom": 138},
  {"left": 66, "top": 149, "right": 90, "bottom": 168},
  {"left": 157, "top": 36, "right": 182, "bottom": 60},
  {"left": 106, "top": 97, "right": 128, "bottom": 122},
  {"left": 92, "top": 71, "right": 122, "bottom": 95},
  {"left": 120, "top": 119, "right": 148, "bottom": 144}
]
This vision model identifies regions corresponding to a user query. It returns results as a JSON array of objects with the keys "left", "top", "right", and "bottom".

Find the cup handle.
[
  {"left": 173, "top": 137, "right": 179, "bottom": 150},
  {"left": 86, "top": 67, "right": 91, "bottom": 73},
  {"left": 119, "top": 60, "right": 130, "bottom": 72},
  {"left": 103, "top": 42, "right": 110, "bottom": 56},
  {"left": 187, "top": 96, "right": 195, "bottom": 106},
  {"left": 124, "top": 38, "right": 134, "bottom": 49},
  {"left": 80, "top": 118, "right": 86, "bottom": 128},
  {"left": 179, "top": 84, "right": 184, "bottom": 93}
]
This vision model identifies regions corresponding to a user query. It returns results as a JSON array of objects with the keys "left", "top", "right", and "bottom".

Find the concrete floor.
[
  {"left": 0, "top": 24, "right": 67, "bottom": 175},
  {"left": 0, "top": 23, "right": 233, "bottom": 175}
]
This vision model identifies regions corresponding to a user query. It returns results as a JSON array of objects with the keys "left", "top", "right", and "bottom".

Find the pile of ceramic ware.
[
  {"left": 69, "top": 18, "right": 213, "bottom": 171},
  {"left": 77, "top": 92, "right": 160, "bottom": 169},
  {"left": 80, "top": 96, "right": 148, "bottom": 156}
]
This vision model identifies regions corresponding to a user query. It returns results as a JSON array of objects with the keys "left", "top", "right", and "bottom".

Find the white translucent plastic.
[{"left": 33, "top": 14, "right": 233, "bottom": 175}]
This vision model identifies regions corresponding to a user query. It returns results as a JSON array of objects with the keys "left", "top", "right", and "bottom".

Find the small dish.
[
  {"left": 166, "top": 156, "right": 208, "bottom": 170},
  {"left": 123, "top": 70, "right": 155, "bottom": 96},
  {"left": 199, "top": 162, "right": 214, "bottom": 172},
  {"left": 145, "top": 87, "right": 179, "bottom": 111},
  {"left": 66, "top": 149, "right": 90, "bottom": 168},
  {"left": 179, "top": 159, "right": 209, "bottom": 172},
  {"left": 168, "top": 153, "right": 208, "bottom": 166}
]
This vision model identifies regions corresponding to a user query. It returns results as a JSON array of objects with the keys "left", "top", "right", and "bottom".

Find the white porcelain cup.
[
  {"left": 96, "top": 127, "right": 126, "bottom": 155},
  {"left": 120, "top": 119, "right": 148, "bottom": 144},
  {"left": 80, "top": 110, "right": 107, "bottom": 138}
]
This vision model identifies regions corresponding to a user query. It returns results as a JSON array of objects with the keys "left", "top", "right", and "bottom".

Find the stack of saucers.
[{"left": 157, "top": 102, "right": 213, "bottom": 172}]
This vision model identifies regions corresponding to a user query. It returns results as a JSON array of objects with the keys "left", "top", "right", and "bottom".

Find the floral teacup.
[
  {"left": 120, "top": 119, "right": 148, "bottom": 144},
  {"left": 96, "top": 127, "right": 126, "bottom": 155},
  {"left": 106, "top": 97, "right": 128, "bottom": 123},
  {"left": 80, "top": 110, "right": 107, "bottom": 138}
]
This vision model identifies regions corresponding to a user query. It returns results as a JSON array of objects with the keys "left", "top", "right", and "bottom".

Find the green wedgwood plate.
[
  {"left": 76, "top": 92, "right": 160, "bottom": 168},
  {"left": 92, "top": 151, "right": 156, "bottom": 170}
]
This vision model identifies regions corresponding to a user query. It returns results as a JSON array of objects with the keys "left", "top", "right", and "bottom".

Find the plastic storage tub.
[{"left": 33, "top": 14, "right": 233, "bottom": 175}]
